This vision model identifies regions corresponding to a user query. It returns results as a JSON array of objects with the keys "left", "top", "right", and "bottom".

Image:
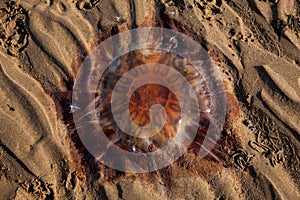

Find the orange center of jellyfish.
[
  {"left": 98, "top": 50, "right": 210, "bottom": 153},
  {"left": 129, "top": 83, "right": 181, "bottom": 145}
]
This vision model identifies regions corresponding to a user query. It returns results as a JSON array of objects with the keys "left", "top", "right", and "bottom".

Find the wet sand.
[{"left": 0, "top": 0, "right": 300, "bottom": 199}]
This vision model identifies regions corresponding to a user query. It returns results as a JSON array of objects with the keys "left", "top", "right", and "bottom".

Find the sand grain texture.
[{"left": 0, "top": 0, "right": 300, "bottom": 199}]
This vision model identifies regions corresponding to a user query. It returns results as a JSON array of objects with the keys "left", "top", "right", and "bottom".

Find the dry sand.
[{"left": 0, "top": 0, "right": 300, "bottom": 199}]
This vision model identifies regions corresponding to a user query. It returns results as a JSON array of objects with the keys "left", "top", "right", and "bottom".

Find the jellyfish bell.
[{"left": 71, "top": 27, "right": 227, "bottom": 173}]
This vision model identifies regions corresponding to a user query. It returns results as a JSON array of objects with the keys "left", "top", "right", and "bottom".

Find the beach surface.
[{"left": 0, "top": 0, "right": 300, "bottom": 199}]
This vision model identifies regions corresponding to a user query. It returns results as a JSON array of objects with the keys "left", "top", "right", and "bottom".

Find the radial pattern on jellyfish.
[{"left": 71, "top": 27, "right": 226, "bottom": 173}]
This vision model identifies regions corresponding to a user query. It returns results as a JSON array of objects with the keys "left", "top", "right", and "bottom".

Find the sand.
[{"left": 0, "top": 0, "right": 300, "bottom": 199}]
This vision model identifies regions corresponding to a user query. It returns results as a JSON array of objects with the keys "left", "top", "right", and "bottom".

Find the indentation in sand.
[
  {"left": 263, "top": 65, "right": 300, "bottom": 102},
  {"left": 261, "top": 89, "right": 300, "bottom": 134}
]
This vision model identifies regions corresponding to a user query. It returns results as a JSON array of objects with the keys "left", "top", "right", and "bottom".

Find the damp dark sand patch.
[{"left": 52, "top": 4, "right": 242, "bottom": 184}]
